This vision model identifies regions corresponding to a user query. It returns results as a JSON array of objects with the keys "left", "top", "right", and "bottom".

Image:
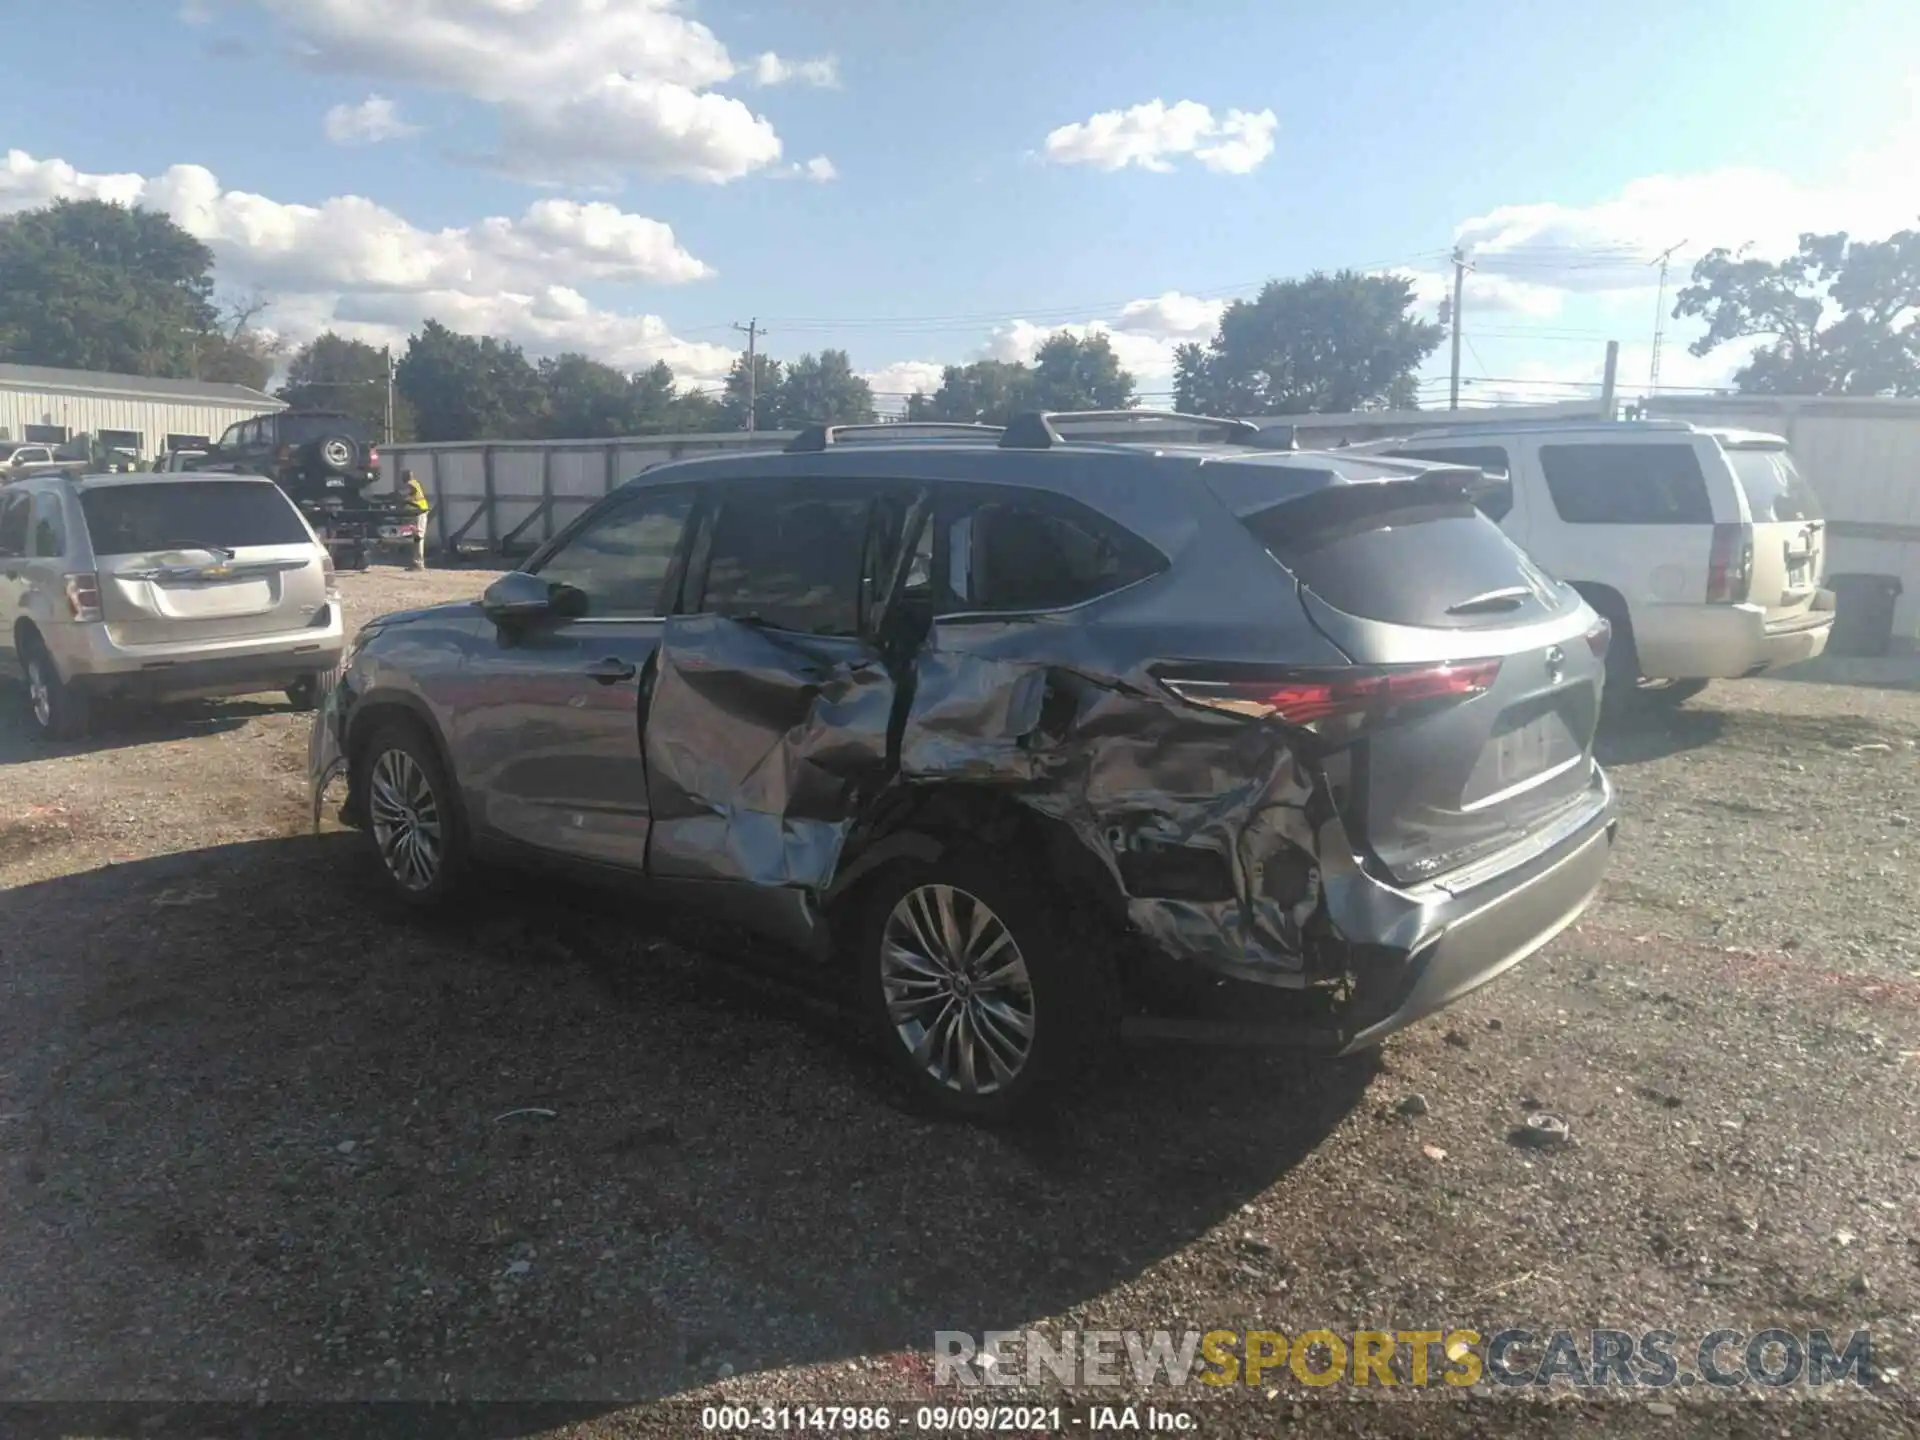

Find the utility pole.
[
  {"left": 1648, "top": 240, "right": 1687, "bottom": 393},
  {"left": 731, "top": 319, "right": 763, "bottom": 433},
  {"left": 1599, "top": 340, "right": 1620, "bottom": 419},
  {"left": 384, "top": 344, "right": 396, "bottom": 447},
  {"left": 1448, "top": 247, "right": 1471, "bottom": 411}
]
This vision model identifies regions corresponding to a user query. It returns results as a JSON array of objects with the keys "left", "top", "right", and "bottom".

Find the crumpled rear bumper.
[{"left": 1335, "top": 805, "right": 1616, "bottom": 1053}]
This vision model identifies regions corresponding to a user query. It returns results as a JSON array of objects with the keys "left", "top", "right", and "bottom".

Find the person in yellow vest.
[{"left": 399, "top": 469, "right": 430, "bottom": 570}]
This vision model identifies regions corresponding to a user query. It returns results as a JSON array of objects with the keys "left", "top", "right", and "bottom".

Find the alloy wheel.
[
  {"left": 880, "top": 883, "right": 1036, "bottom": 1096},
  {"left": 368, "top": 748, "right": 442, "bottom": 891},
  {"left": 25, "top": 657, "right": 52, "bottom": 730}
]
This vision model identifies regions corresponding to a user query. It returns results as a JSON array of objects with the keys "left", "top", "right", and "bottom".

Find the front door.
[
  {"left": 642, "top": 479, "right": 919, "bottom": 892},
  {"left": 0, "top": 491, "right": 33, "bottom": 680},
  {"left": 451, "top": 485, "right": 697, "bottom": 869}
]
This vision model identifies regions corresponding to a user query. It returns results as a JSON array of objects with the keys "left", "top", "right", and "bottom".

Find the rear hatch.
[
  {"left": 1719, "top": 438, "right": 1825, "bottom": 624},
  {"left": 1236, "top": 468, "right": 1606, "bottom": 886},
  {"left": 78, "top": 479, "right": 328, "bottom": 646}
]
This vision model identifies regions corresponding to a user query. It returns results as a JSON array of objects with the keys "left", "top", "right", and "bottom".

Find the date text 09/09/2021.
[{"left": 701, "top": 1405, "right": 1195, "bottom": 1432}]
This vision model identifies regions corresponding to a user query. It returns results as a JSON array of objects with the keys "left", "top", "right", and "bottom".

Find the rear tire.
[
  {"left": 351, "top": 719, "right": 467, "bottom": 908},
  {"left": 20, "top": 636, "right": 89, "bottom": 741},
  {"left": 856, "top": 849, "right": 1114, "bottom": 1122}
]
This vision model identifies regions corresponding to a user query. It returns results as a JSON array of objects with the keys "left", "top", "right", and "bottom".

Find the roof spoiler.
[
  {"left": 785, "top": 421, "right": 1004, "bottom": 453},
  {"left": 998, "top": 409, "right": 1296, "bottom": 450}
]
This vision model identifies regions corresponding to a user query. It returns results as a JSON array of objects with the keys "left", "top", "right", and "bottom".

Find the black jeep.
[{"left": 196, "top": 410, "right": 380, "bottom": 505}]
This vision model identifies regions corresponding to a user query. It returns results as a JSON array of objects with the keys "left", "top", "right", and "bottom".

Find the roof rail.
[
  {"left": 785, "top": 421, "right": 1004, "bottom": 453},
  {"left": 997, "top": 409, "right": 1289, "bottom": 450}
]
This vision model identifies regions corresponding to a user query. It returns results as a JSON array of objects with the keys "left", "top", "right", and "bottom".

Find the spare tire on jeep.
[{"left": 310, "top": 434, "right": 360, "bottom": 474}]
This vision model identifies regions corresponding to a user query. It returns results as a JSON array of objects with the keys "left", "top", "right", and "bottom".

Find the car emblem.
[{"left": 1544, "top": 645, "right": 1566, "bottom": 683}]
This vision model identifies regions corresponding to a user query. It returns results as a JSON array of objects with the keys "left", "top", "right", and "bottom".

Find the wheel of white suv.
[
  {"left": 354, "top": 720, "right": 467, "bottom": 906},
  {"left": 857, "top": 853, "right": 1112, "bottom": 1121},
  {"left": 20, "top": 636, "right": 89, "bottom": 741},
  {"left": 285, "top": 665, "right": 341, "bottom": 713}
]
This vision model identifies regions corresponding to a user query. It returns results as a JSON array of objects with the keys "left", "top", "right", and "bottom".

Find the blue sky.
[{"left": 2, "top": 0, "right": 1916, "bottom": 410}]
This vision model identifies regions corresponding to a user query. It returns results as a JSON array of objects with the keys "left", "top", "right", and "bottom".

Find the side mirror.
[{"left": 482, "top": 571, "right": 586, "bottom": 624}]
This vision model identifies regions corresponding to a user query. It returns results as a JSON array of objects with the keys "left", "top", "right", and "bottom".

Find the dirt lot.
[{"left": 2, "top": 565, "right": 1918, "bottom": 1437}]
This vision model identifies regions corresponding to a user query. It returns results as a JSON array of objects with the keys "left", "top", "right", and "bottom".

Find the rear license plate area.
[{"left": 1462, "top": 693, "right": 1585, "bottom": 807}]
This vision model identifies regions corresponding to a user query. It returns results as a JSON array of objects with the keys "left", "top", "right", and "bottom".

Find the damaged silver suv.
[{"left": 311, "top": 411, "right": 1617, "bottom": 1119}]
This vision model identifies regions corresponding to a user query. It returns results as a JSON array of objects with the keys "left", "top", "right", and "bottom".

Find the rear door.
[
  {"left": 76, "top": 478, "right": 328, "bottom": 646},
  {"left": 1241, "top": 474, "right": 1606, "bottom": 886},
  {"left": 642, "top": 479, "right": 914, "bottom": 892},
  {"left": 0, "top": 490, "right": 31, "bottom": 677},
  {"left": 452, "top": 483, "right": 696, "bottom": 868},
  {"left": 1720, "top": 439, "right": 1825, "bottom": 625}
]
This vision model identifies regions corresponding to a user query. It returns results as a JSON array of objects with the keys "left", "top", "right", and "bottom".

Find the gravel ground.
[{"left": 2, "top": 564, "right": 1918, "bottom": 1439}]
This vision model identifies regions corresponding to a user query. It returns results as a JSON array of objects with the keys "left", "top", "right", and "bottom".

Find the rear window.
[
  {"left": 1725, "top": 446, "right": 1821, "bottom": 522},
  {"left": 79, "top": 482, "right": 311, "bottom": 554},
  {"left": 1539, "top": 442, "right": 1713, "bottom": 524},
  {"left": 1244, "top": 481, "right": 1564, "bottom": 629}
]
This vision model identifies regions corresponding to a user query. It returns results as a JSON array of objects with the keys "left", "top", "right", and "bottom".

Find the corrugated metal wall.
[
  {"left": 0, "top": 386, "right": 283, "bottom": 455},
  {"left": 376, "top": 433, "right": 797, "bottom": 556},
  {"left": 1645, "top": 396, "right": 1920, "bottom": 638}
]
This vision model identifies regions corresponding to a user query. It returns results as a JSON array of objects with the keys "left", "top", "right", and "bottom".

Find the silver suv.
[
  {"left": 1, "top": 471, "right": 344, "bottom": 739},
  {"left": 312, "top": 412, "right": 1618, "bottom": 1119}
]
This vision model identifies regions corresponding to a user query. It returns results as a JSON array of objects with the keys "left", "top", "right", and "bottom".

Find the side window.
[
  {"left": 698, "top": 489, "right": 875, "bottom": 636},
  {"left": 217, "top": 424, "right": 242, "bottom": 449},
  {"left": 946, "top": 491, "right": 1162, "bottom": 613},
  {"left": 30, "top": 492, "right": 66, "bottom": 558},
  {"left": 531, "top": 489, "right": 694, "bottom": 617},
  {"left": 0, "top": 494, "right": 29, "bottom": 557},
  {"left": 1386, "top": 445, "right": 1514, "bottom": 522},
  {"left": 1539, "top": 443, "right": 1712, "bottom": 525}
]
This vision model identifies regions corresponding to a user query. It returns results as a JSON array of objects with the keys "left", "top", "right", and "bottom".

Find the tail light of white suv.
[
  {"left": 1707, "top": 523, "right": 1754, "bottom": 604},
  {"left": 63, "top": 571, "right": 103, "bottom": 622}
]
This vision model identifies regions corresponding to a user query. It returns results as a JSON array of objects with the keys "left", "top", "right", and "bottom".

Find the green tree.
[
  {"left": 718, "top": 351, "right": 783, "bottom": 431},
  {"left": 919, "top": 359, "right": 1036, "bottom": 424},
  {"left": 1675, "top": 227, "right": 1920, "bottom": 396},
  {"left": 396, "top": 320, "right": 543, "bottom": 441},
  {"left": 671, "top": 385, "right": 726, "bottom": 431},
  {"left": 630, "top": 360, "right": 681, "bottom": 431},
  {"left": 538, "top": 352, "right": 640, "bottom": 438},
  {"left": 772, "top": 348, "right": 876, "bottom": 426},
  {"left": 1029, "top": 332, "right": 1136, "bottom": 411},
  {"left": 1177, "top": 271, "right": 1444, "bottom": 415},
  {"left": 0, "top": 198, "right": 219, "bottom": 376},
  {"left": 280, "top": 332, "right": 409, "bottom": 438}
]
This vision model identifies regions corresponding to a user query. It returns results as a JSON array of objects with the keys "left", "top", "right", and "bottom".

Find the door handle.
[{"left": 585, "top": 656, "right": 638, "bottom": 685}]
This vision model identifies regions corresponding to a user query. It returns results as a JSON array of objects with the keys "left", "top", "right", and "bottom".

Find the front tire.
[
  {"left": 353, "top": 720, "right": 467, "bottom": 907},
  {"left": 856, "top": 852, "right": 1111, "bottom": 1121},
  {"left": 20, "top": 637, "right": 89, "bottom": 741}
]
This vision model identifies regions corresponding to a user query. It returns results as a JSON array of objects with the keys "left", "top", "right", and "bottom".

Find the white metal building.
[{"left": 0, "top": 362, "right": 284, "bottom": 460}]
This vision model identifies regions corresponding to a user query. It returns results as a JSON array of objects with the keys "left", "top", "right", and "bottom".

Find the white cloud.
[
  {"left": 1451, "top": 104, "right": 1920, "bottom": 297},
  {"left": 494, "top": 77, "right": 781, "bottom": 186},
  {"left": 770, "top": 155, "right": 838, "bottom": 182},
  {"left": 1112, "top": 291, "right": 1226, "bottom": 341},
  {"left": 750, "top": 52, "right": 840, "bottom": 88},
  {"left": 1043, "top": 99, "right": 1277, "bottom": 174},
  {"left": 322, "top": 94, "right": 420, "bottom": 145},
  {"left": 1389, "top": 266, "right": 1565, "bottom": 319},
  {"left": 0, "top": 149, "right": 730, "bottom": 381},
  {"left": 862, "top": 360, "right": 948, "bottom": 398},
  {"left": 240, "top": 0, "right": 800, "bottom": 184}
]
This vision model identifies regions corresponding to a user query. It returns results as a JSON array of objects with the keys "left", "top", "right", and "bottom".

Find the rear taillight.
[
  {"left": 278, "top": 445, "right": 293, "bottom": 462},
  {"left": 322, "top": 553, "right": 340, "bottom": 601},
  {"left": 1161, "top": 659, "right": 1502, "bottom": 730},
  {"left": 63, "top": 571, "right": 102, "bottom": 622},
  {"left": 1707, "top": 523, "right": 1753, "bottom": 604},
  {"left": 368, "top": 445, "right": 380, "bottom": 466},
  {"left": 1585, "top": 616, "right": 1612, "bottom": 659}
]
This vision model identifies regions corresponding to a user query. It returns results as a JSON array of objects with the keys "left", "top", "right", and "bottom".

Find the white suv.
[
  {"left": 0, "top": 471, "right": 344, "bottom": 739},
  {"left": 1361, "top": 420, "right": 1832, "bottom": 705}
]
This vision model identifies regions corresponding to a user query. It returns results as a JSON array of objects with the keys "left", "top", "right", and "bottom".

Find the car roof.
[
  {"left": 619, "top": 435, "right": 1464, "bottom": 502},
  {"left": 73, "top": 471, "right": 282, "bottom": 491}
]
